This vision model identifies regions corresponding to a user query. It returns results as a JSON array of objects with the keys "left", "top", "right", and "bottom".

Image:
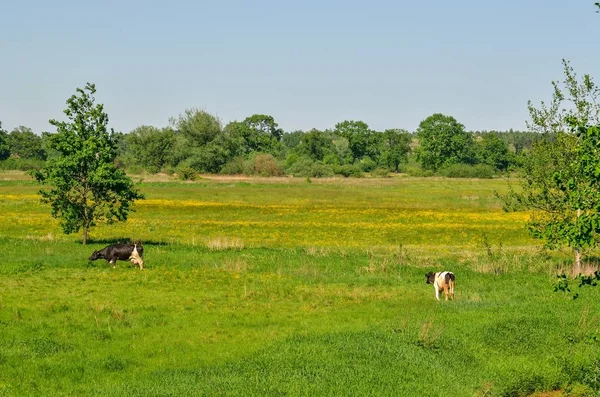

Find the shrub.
[
  {"left": 334, "top": 164, "right": 363, "bottom": 178},
  {"left": 310, "top": 163, "right": 334, "bottom": 178},
  {"left": 177, "top": 166, "right": 197, "bottom": 181},
  {"left": 126, "top": 165, "right": 145, "bottom": 175},
  {"left": 287, "top": 157, "right": 314, "bottom": 177},
  {"left": 404, "top": 165, "right": 434, "bottom": 177},
  {"left": 437, "top": 164, "right": 495, "bottom": 179},
  {"left": 370, "top": 168, "right": 390, "bottom": 178},
  {"left": 162, "top": 165, "right": 176, "bottom": 176},
  {"left": 358, "top": 157, "right": 378, "bottom": 172},
  {"left": 287, "top": 158, "right": 335, "bottom": 178},
  {"left": 247, "top": 154, "right": 284, "bottom": 177},
  {"left": 220, "top": 156, "right": 247, "bottom": 175}
]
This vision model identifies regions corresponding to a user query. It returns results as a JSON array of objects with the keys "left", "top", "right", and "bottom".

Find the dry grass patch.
[
  {"left": 217, "top": 259, "right": 249, "bottom": 273},
  {"left": 206, "top": 236, "right": 244, "bottom": 251},
  {"left": 24, "top": 233, "right": 56, "bottom": 242}
]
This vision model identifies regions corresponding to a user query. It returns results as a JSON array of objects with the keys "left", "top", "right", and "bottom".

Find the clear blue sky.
[{"left": 1, "top": 0, "right": 598, "bottom": 134}]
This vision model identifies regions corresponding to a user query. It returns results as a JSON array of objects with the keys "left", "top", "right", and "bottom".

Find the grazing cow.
[
  {"left": 89, "top": 243, "right": 144, "bottom": 269},
  {"left": 426, "top": 271, "right": 455, "bottom": 301}
]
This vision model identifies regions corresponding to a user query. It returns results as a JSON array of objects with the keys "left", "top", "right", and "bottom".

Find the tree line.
[{"left": 0, "top": 112, "right": 544, "bottom": 179}]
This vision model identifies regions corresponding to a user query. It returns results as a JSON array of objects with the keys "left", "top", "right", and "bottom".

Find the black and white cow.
[{"left": 89, "top": 243, "right": 144, "bottom": 269}]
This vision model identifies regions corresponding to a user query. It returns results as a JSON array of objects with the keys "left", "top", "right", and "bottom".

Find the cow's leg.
[
  {"left": 109, "top": 258, "right": 116, "bottom": 268},
  {"left": 443, "top": 284, "right": 449, "bottom": 301},
  {"left": 434, "top": 286, "right": 441, "bottom": 301}
]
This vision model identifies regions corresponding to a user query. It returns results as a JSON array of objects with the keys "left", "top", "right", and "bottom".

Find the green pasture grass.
[{"left": 0, "top": 172, "right": 599, "bottom": 396}]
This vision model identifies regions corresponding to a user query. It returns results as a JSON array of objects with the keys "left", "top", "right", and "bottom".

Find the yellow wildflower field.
[{"left": 0, "top": 176, "right": 535, "bottom": 249}]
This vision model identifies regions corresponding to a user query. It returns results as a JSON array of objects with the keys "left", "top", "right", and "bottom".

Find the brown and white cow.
[{"left": 426, "top": 271, "right": 455, "bottom": 301}]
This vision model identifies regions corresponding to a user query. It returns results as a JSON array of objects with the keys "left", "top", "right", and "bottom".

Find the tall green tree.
[
  {"left": 498, "top": 61, "right": 600, "bottom": 272},
  {"left": 475, "top": 133, "right": 510, "bottom": 171},
  {"left": 169, "top": 108, "right": 222, "bottom": 147},
  {"left": 125, "top": 125, "right": 175, "bottom": 173},
  {"left": 334, "top": 120, "right": 379, "bottom": 162},
  {"left": 230, "top": 114, "right": 283, "bottom": 156},
  {"left": 380, "top": 129, "right": 412, "bottom": 172},
  {"left": 8, "top": 126, "right": 46, "bottom": 160},
  {"left": 295, "top": 129, "right": 335, "bottom": 161},
  {"left": 0, "top": 122, "right": 9, "bottom": 161},
  {"left": 416, "top": 113, "right": 474, "bottom": 171},
  {"left": 32, "top": 83, "right": 144, "bottom": 245}
]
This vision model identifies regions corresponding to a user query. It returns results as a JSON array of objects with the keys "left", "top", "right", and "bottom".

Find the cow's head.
[
  {"left": 89, "top": 251, "right": 101, "bottom": 261},
  {"left": 425, "top": 272, "right": 436, "bottom": 284}
]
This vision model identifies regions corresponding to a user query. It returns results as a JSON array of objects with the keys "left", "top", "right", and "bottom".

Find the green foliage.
[
  {"left": 169, "top": 108, "right": 222, "bottom": 147},
  {"left": 499, "top": 62, "right": 600, "bottom": 268},
  {"left": 220, "top": 156, "right": 247, "bottom": 175},
  {"left": 0, "top": 157, "right": 45, "bottom": 171},
  {"left": 286, "top": 157, "right": 334, "bottom": 178},
  {"left": 475, "top": 132, "right": 511, "bottom": 171},
  {"left": 125, "top": 126, "right": 175, "bottom": 173},
  {"left": 246, "top": 154, "right": 284, "bottom": 177},
  {"left": 370, "top": 167, "right": 390, "bottom": 178},
  {"left": 0, "top": 122, "right": 9, "bottom": 161},
  {"left": 357, "top": 156, "right": 378, "bottom": 172},
  {"left": 294, "top": 129, "right": 335, "bottom": 161},
  {"left": 176, "top": 165, "right": 197, "bottom": 181},
  {"left": 30, "top": 83, "right": 144, "bottom": 244},
  {"left": 380, "top": 128, "right": 412, "bottom": 172},
  {"left": 334, "top": 120, "right": 380, "bottom": 162},
  {"left": 416, "top": 113, "right": 475, "bottom": 171},
  {"left": 333, "top": 163, "right": 364, "bottom": 177},
  {"left": 437, "top": 163, "right": 495, "bottom": 179},
  {"left": 554, "top": 272, "right": 600, "bottom": 300},
  {"left": 527, "top": 59, "right": 599, "bottom": 134},
  {"left": 7, "top": 126, "right": 46, "bottom": 160},
  {"left": 228, "top": 114, "right": 283, "bottom": 156}
]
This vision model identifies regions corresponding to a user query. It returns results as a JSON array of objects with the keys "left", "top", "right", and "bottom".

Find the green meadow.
[{"left": 1, "top": 172, "right": 599, "bottom": 396}]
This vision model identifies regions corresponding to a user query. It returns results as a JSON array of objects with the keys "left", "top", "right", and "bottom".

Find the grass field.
[{"left": 1, "top": 172, "right": 599, "bottom": 396}]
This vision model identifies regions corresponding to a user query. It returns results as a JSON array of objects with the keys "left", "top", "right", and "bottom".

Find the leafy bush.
[
  {"left": 310, "top": 163, "right": 334, "bottom": 178},
  {"left": 437, "top": 164, "right": 495, "bottom": 179},
  {"left": 125, "top": 165, "right": 145, "bottom": 175},
  {"left": 287, "top": 158, "right": 335, "bottom": 178},
  {"left": 162, "top": 165, "right": 176, "bottom": 176},
  {"left": 247, "top": 154, "right": 284, "bottom": 177},
  {"left": 333, "top": 164, "right": 363, "bottom": 178},
  {"left": 177, "top": 166, "right": 197, "bottom": 181},
  {"left": 220, "top": 156, "right": 247, "bottom": 175},
  {"left": 370, "top": 168, "right": 390, "bottom": 178},
  {"left": 404, "top": 165, "right": 434, "bottom": 177},
  {"left": 358, "top": 157, "right": 378, "bottom": 172},
  {"left": 287, "top": 157, "right": 314, "bottom": 177}
]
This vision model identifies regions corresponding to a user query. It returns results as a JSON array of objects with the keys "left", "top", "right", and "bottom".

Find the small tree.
[
  {"left": 32, "top": 83, "right": 144, "bottom": 244},
  {"left": 498, "top": 61, "right": 600, "bottom": 272}
]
